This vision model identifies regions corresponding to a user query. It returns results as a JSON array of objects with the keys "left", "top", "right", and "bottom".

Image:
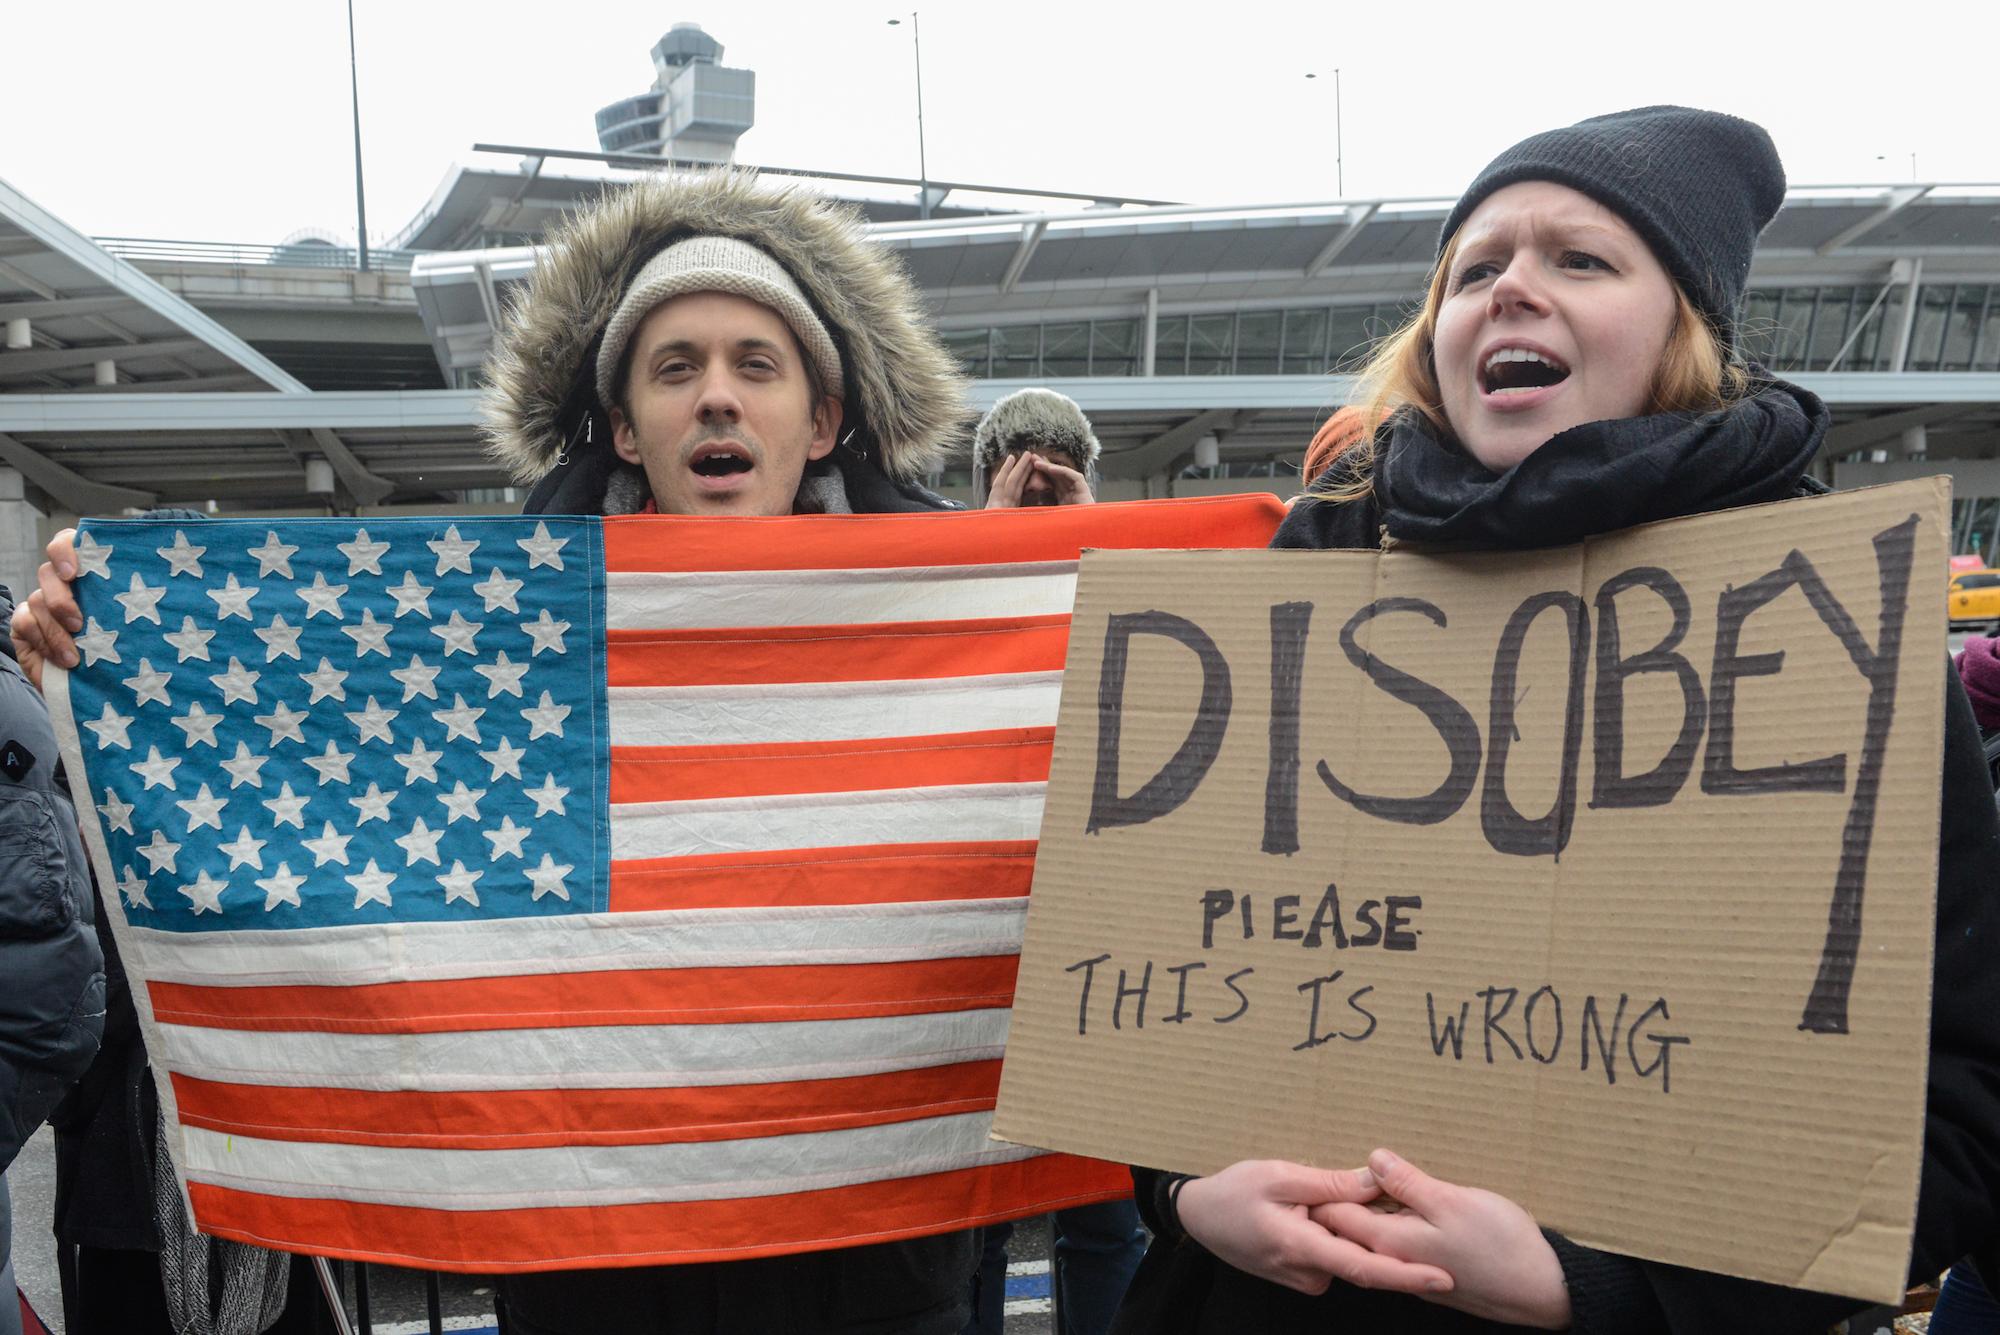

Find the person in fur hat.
[
  {"left": 477, "top": 172, "right": 979, "bottom": 1334},
  {"left": 483, "top": 171, "right": 969, "bottom": 522},
  {"left": 972, "top": 388, "right": 1099, "bottom": 508}
]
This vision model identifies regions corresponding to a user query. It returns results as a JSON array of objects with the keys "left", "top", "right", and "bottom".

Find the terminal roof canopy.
[{"left": 0, "top": 175, "right": 306, "bottom": 395}]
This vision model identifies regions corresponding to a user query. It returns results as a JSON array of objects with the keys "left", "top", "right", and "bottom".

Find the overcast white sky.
[{"left": 6, "top": 0, "right": 1996, "bottom": 246}]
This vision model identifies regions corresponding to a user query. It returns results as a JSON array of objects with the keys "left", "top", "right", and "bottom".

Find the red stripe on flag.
[
  {"left": 170, "top": 1061, "right": 1004, "bottom": 1149},
  {"left": 610, "top": 729, "right": 1054, "bottom": 803},
  {"left": 608, "top": 841, "right": 1036, "bottom": 911},
  {"left": 602, "top": 493, "right": 1287, "bottom": 572},
  {"left": 188, "top": 1155, "right": 1135, "bottom": 1271},
  {"left": 149, "top": 957, "right": 1019, "bottom": 1034},
  {"left": 606, "top": 616, "right": 1071, "bottom": 687}
]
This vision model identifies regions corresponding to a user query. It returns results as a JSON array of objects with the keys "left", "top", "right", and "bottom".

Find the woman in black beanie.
[{"left": 1113, "top": 106, "right": 2000, "bottom": 1335}]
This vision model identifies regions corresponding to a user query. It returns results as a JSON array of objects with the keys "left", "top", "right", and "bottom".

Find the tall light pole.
[
  {"left": 1305, "top": 69, "right": 1343, "bottom": 196},
  {"left": 887, "top": 13, "right": 930, "bottom": 218},
  {"left": 347, "top": 0, "right": 370, "bottom": 271}
]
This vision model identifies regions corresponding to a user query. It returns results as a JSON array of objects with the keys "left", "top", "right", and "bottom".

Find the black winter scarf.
[{"left": 1375, "top": 380, "right": 1828, "bottom": 550}]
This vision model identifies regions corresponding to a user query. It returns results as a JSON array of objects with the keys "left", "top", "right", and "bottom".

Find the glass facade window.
[
  {"left": 1041, "top": 322, "right": 1089, "bottom": 377},
  {"left": 1188, "top": 315, "right": 1235, "bottom": 376},
  {"left": 942, "top": 327, "right": 992, "bottom": 378},
  {"left": 1282, "top": 309, "right": 1329, "bottom": 375},
  {"left": 994, "top": 324, "right": 1038, "bottom": 378},
  {"left": 1090, "top": 319, "right": 1138, "bottom": 376},
  {"left": 1153, "top": 316, "right": 1189, "bottom": 375},
  {"left": 1235, "top": 311, "right": 1282, "bottom": 375}
]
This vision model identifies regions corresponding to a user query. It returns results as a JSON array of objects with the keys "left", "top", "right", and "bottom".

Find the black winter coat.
[
  {"left": 497, "top": 445, "right": 976, "bottom": 1335},
  {"left": 1118, "top": 474, "right": 2000, "bottom": 1335},
  {"left": 0, "top": 583, "right": 106, "bottom": 1172}
]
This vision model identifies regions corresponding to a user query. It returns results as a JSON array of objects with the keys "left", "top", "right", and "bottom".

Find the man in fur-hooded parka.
[
  {"left": 478, "top": 174, "right": 978, "bottom": 1335},
  {"left": 484, "top": 171, "right": 967, "bottom": 520}
]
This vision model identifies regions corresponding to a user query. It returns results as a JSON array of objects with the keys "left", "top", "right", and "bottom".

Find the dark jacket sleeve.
[
  {"left": 1542, "top": 662, "right": 2000, "bottom": 1334},
  {"left": 0, "top": 582, "right": 108, "bottom": 1172}
]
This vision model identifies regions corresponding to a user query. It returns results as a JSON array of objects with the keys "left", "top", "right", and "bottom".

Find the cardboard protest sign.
[{"left": 993, "top": 480, "right": 1950, "bottom": 1303}]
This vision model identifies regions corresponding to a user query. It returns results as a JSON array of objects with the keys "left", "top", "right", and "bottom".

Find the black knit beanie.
[{"left": 1437, "top": 106, "right": 1786, "bottom": 344}]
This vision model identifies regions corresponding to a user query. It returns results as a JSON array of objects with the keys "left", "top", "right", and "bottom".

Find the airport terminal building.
[{"left": 4, "top": 24, "right": 1998, "bottom": 598}]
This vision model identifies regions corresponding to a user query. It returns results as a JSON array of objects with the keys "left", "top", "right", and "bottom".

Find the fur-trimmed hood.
[{"left": 481, "top": 172, "right": 969, "bottom": 490}]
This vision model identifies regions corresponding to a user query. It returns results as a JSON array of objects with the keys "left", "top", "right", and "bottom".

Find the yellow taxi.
[{"left": 1948, "top": 568, "right": 2000, "bottom": 627}]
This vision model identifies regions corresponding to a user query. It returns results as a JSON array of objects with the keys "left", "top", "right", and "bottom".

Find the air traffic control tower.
[{"left": 593, "top": 23, "right": 754, "bottom": 164}]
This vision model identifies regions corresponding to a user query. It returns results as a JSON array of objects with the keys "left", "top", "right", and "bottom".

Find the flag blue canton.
[{"left": 64, "top": 517, "right": 609, "bottom": 931}]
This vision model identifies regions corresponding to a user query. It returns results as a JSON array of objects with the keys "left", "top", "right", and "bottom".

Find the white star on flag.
[
  {"left": 179, "top": 869, "right": 228, "bottom": 915},
  {"left": 341, "top": 608, "right": 394, "bottom": 657},
  {"left": 522, "top": 691, "right": 570, "bottom": 740},
  {"left": 219, "top": 742, "right": 270, "bottom": 790},
  {"left": 346, "top": 859, "right": 397, "bottom": 909},
  {"left": 478, "top": 736, "right": 525, "bottom": 781},
  {"left": 218, "top": 826, "right": 267, "bottom": 871},
  {"left": 395, "top": 817, "right": 445, "bottom": 867},
  {"left": 525, "top": 852, "right": 574, "bottom": 902},
  {"left": 392, "top": 737, "right": 443, "bottom": 784},
  {"left": 256, "top": 862, "right": 306, "bottom": 911},
  {"left": 157, "top": 530, "right": 205, "bottom": 577},
  {"left": 437, "top": 781, "right": 485, "bottom": 825},
  {"left": 515, "top": 521, "right": 567, "bottom": 570},
  {"left": 162, "top": 617, "right": 214, "bottom": 663},
  {"left": 122, "top": 659, "right": 172, "bottom": 708},
  {"left": 525, "top": 774, "right": 570, "bottom": 818},
  {"left": 345, "top": 697, "right": 399, "bottom": 747},
  {"left": 348, "top": 783, "right": 398, "bottom": 825},
  {"left": 521, "top": 609, "right": 570, "bottom": 656},
  {"left": 169, "top": 702, "right": 223, "bottom": 749},
  {"left": 303, "top": 742, "right": 356, "bottom": 787},
  {"left": 433, "top": 695, "right": 484, "bottom": 744},
  {"left": 338, "top": 529, "right": 391, "bottom": 576},
  {"left": 247, "top": 531, "right": 298, "bottom": 578},
  {"left": 296, "top": 572, "right": 348, "bottom": 620},
  {"left": 255, "top": 615, "right": 304, "bottom": 662},
  {"left": 85, "top": 703, "right": 134, "bottom": 750},
  {"left": 174, "top": 783, "right": 227, "bottom": 832},
  {"left": 482, "top": 815, "right": 531, "bottom": 861},
  {"left": 473, "top": 652, "right": 530, "bottom": 699},
  {"left": 300, "top": 658, "right": 349, "bottom": 705},
  {"left": 138, "top": 829, "right": 180, "bottom": 874},
  {"left": 429, "top": 611, "right": 483, "bottom": 657},
  {"left": 130, "top": 746, "right": 180, "bottom": 791},
  {"left": 302, "top": 822, "right": 353, "bottom": 868},
  {"left": 254, "top": 700, "right": 309, "bottom": 747},
  {"left": 390, "top": 655, "right": 441, "bottom": 702},
  {"left": 472, "top": 569, "right": 524, "bottom": 614},
  {"left": 436, "top": 859, "right": 483, "bottom": 906},
  {"left": 75, "top": 619, "right": 121, "bottom": 666},
  {"left": 206, "top": 573, "right": 261, "bottom": 621},
  {"left": 209, "top": 658, "right": 261, "bottom": 706},
  {"left": 261, "top": 782, "right": 310, "bottom": 830},
  {"left": 427, "top": 525, "right": 479, "bottom": 576},
  {"left": 387, "top": 571, "right": 434, "bottom": 619},
  {"left": 72, "top": 532, "right": 112, "bottom": 578},
  {"left": 115, "top": 865, "right": 150, "bottom": 909},
  {"left": 97, "top": 789, "right": 136, "bottom": 835},
  {"left": 114, "top": 573, "right": 166, "bottom": 625}
]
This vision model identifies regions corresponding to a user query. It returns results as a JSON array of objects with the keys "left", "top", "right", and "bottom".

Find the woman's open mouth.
[{"left": 1479, "top": 346, "right": 1571, "bottom": 403}]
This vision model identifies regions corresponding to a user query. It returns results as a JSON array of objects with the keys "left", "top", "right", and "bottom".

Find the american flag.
[{"left": 47, "top": 496, "right": 1284, "bottom": 1272}]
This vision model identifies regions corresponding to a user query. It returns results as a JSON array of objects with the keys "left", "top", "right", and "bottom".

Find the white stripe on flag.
[
  {"left": 180, "top": 1110, "right": 1041, "bottom": 1208},
  {"left": 152, "top": 1007, "right": 1012, "bottom": 1091},
  {"left": 607, "top": 672, "right": 1063, "bottom": 746},
  {"left": 605, "top": 563, "right": 1079, "bottom": 630},
  {"left": 610, "top": 781, "right": 1049, "bottom": 859},
  {"left": 130, "top": 898, "right": 1030, "bottom": 986}
]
